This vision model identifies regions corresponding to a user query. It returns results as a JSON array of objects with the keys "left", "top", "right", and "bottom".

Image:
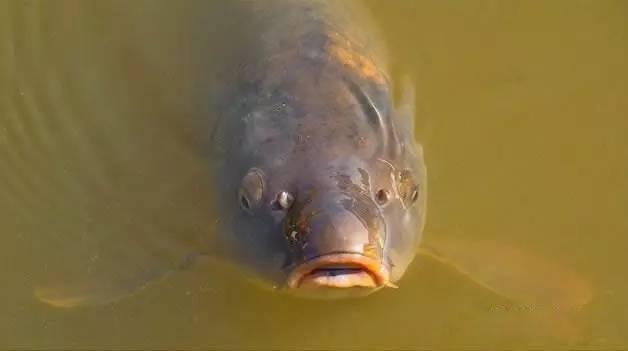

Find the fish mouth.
[{"left": 287, "top": 253, "right": 391, "bottom": 290}]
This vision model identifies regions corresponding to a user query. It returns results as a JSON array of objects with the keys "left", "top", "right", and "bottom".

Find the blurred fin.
[
  {"left": 418, "top": 237, "right": 594, "bottom": 310},
  {"left": 35, "top": 253, "right": 210, "bottom": 308},
  {"left": 396, "top": 74, "right": 416, "bottom": 137},
  {"left": 418, "top": 237, "right": 594, "bottom": 341}
]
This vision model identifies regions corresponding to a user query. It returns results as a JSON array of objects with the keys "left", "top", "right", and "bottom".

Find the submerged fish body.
[{"left": 207, "top": 0, "right": 426, "bottom": 298}]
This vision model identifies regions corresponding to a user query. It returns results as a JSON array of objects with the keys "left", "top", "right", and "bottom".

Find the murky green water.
[{"left": 1, "top": 0, "right": 626, "bottom": 349}]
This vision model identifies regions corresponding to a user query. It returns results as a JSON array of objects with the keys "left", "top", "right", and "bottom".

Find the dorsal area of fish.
[
  {"left": 222, "top": 1, "right": 403, "bottom": 167},
  {"left": 206, "top": 1, "right": 426, "bottom": 292}
]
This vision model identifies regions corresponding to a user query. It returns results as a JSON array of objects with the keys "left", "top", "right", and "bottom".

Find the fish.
[
  {"left": 35, "top": 0, "right": 593, "bottom": 316},
  {"left": 36, "top": 0, "right": 427, "bottom": 305},
  {"left": 194, "top": 0, "right": 427, "bottom": 300}
]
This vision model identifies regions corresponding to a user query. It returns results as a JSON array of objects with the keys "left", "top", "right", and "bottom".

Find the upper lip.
[{"left": 286, "top": 253, "right": 390, "bottom": 289}]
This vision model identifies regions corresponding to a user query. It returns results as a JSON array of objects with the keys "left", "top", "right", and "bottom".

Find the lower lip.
[
  {"left": 300, "top": 268, "right": 378, "bottom": 288},
  {"left": 287, "top": 253, "right": 389, "bottom": 289}
]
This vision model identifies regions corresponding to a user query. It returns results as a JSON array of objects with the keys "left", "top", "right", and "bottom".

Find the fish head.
[
  {"left": 210, "top": 49, "right": 426, "bottom": 298},
  {"left": 225, "top": 143, "right": 425, "bottom": 298}
]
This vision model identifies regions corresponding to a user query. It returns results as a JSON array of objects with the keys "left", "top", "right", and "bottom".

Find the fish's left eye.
[{"left": 238, "top": 168, "right": 265, "bottom": 214}]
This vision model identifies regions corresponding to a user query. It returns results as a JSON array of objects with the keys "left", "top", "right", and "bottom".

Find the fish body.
[{"left": 206, "top": 0, "right": 426, "bottom": 298}]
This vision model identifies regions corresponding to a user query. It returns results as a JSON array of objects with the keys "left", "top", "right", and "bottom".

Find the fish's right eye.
[
  {"left": 238, "top": 168, "right": 265, "bottom": 214},
  {"left": 240, "top": 194, "right": 251, "bottom": 211}
]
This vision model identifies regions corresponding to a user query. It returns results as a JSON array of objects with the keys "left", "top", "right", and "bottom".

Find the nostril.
[{"left": 274, "top": 191, "right": 295, "bottom": 210}]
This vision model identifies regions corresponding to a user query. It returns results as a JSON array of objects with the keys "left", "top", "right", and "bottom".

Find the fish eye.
[
  {"left": 375, "top": 188, "right": 390, "bottom": 206},
  {"left": 410, "top": 186, "right": 419, "bottom": 203},
  {"left": 238, "top": 168, "right": 264, "bottom": 214},
  {"left": 274, "top": 191, "right": 295, "bottom": 210},
  {"left": 240, "top": 194, "right": 251, "bottom": 211}
]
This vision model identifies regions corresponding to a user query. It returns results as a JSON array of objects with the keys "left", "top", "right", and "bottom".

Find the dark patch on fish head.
[{"left": 283, "top": 188, "right": 384, "bottom": 262}]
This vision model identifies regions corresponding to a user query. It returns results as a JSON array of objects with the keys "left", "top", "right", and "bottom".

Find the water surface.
[{"left": 1, "top": 0, "right": 626, "bottom": 348}]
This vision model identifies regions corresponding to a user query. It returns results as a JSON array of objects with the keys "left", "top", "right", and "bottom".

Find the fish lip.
[{"left": 287, "top": 253, "right": 390, "bottom": 289}]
